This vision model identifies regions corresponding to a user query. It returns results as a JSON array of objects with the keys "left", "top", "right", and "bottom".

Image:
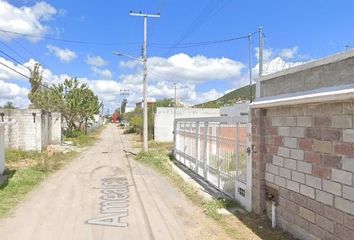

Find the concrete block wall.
[
  {"left": 0, "top": 109, "right": 60, "bottom": 151},
  {"left": 257, "top": 102, "right": 354, "bottom": 240},
  {"left": 51, "top": 112, "right": 62, "bottom": 144},
  {"left": 259, "top": 50, "right": 354, "bottom": 99}
]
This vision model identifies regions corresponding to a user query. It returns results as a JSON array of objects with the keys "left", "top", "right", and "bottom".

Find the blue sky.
[{"left": 1, "top": 0, "right": 354, "bottom": 111}]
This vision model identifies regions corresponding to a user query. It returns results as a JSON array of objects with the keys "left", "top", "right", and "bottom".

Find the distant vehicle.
[{"left": 112, "top": 112, "right": 119, "bottom": 123}]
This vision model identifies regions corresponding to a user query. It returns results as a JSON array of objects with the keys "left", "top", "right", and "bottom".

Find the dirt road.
[{"left": 0, "top": 124, "right": 230, "bottom": 240}]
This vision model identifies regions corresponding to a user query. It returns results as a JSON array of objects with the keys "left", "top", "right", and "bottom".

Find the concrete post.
[{"left": 251, "top": 108, "right": 267, "bottom": 214}]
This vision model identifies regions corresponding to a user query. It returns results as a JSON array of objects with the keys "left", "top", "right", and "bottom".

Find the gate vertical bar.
[
  {"left": 217, "top": 123, "right": 221, "bottom": 188},
  {"left": 173, "top": 119, "right": 177, "bottom": 159},
  {"left": 235, "top": 123, "right": 240, "bottom": 182},
  {"left": 195, "top": 122, "right": 200, "bottom": 174},
  {"left": 204, "top": 122, "right": 209, "bottom": 181}
]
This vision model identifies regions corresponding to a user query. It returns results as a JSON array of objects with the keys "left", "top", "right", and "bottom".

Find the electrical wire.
[
  {"left": 0, "top": 60, "right": 30, "bottom": 80},
  {"left": 0, "top": 28, "right": 140, "bottom": 46}
]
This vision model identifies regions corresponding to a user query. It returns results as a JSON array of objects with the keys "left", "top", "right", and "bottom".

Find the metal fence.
[{"left": 174, "top": 116, "right": 251, "bottom": 210}]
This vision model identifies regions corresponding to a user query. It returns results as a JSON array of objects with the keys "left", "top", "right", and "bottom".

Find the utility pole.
[
  {"left": 258, "top": 27, "right": 263, "bottom": 77},
  {"left": 248, "top": 33, "right": 253, "bottom": 103},
  {"left": 174, "top": 83, "right": 177, "bottom": 120},
  {"left": 130, "top": 11, "right": 160, "bottom": 152}
]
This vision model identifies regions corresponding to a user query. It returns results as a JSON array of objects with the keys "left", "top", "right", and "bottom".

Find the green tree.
[
  {"left": 50, "top": 78, "right": 101, "bottom": 135},
  {"left": 28, "top": 63, "right": 46, "bottom": 108},
  {"left": 1, "top": 101, "right": 16, "bottom": 109}
]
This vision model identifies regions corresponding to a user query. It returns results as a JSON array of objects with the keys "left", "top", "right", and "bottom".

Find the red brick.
[
  {"left": 313, "top": 165, "right": 331, "bottom": 179},
  {"left": 268, "top": 146, "right": 278, "bottom": 155},
  {"left": 322, "top": 128, "right": 342, "bottom": 141},
  {"left": 315, "top": 116, "right": 331, "bottom": 128},
  {"left": 321, "top": 154, "right": 342, "bottom": 168},
  {"left": 272, "top": 136, "right": 282, "bottom": 146},
  {"left": 305, "top": 151, "right": 321, "bottom": 164},
  {"left": 334, "top": 142, "right": 354, "bottom": 156},
  {"left": 267, "top": 126, "right": 277, "bottom": 135},
  {"left": 299, "top": 138, "right": 313, "bottom": 150},
  {"left": 306, "top": 128, "right": 322, "bottom": 140}
]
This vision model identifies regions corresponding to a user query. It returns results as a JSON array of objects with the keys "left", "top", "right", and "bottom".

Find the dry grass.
[
  {"left": 135, "top": 140, "right": 295, "bottom": 240},
  {"left": 0, "top": 125, "right": 106, "bottom": 218}
]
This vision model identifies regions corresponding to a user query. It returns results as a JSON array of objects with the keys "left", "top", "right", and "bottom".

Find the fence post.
[
  {"left": 173, "top": 119, "right": 177, "bottom": 159},
  {"left": 0, "top": 124, "right": 5, "bottom": 175},
  {"left": 217, "top": 123, "right": 221, "bottom": 188},
  {"left": 235, "top": 123, "right": 240, "bottom": 181},
  {"left": 195, "top": 122, "right": 200, "bottom": 174},
  {"left": 204, "top": 122, "right": 209, "bottom": 181}
]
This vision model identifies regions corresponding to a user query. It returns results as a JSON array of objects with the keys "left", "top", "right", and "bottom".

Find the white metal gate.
[{"left": 174, "top": 116, "right": 252, "bottom": 211}]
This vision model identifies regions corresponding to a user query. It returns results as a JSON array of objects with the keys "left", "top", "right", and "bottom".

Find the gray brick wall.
[{"left": 262, "top": 102, "right": 354, "bottom": 240}]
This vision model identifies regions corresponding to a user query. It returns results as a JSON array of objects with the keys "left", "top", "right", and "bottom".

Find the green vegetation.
[
  {"left": 0, "top": 101, "right": 16, "bottom": 109},
  {"left": 0, "top": 169, "right": 45, "bottom": 217},
  {"left": 135, "top": 145, "right": 235, "bottom": 222},
  {"left": 135, "top": 141, "right": 294, "bottom": 240},
  {"left": 0, "top": 126, "right": 104, "bottom": 218},
  {"left": 64, "top": 126, "right": 104, "bottom": 147},
  {"left": 125, "top": 98, "right": 180, "bottom": 139},
  {"left": 28, "top": 63, "right": 101, "bottom": 137},
  {"left": 195, "top": 84, "right": 256, "bottom": 108}
]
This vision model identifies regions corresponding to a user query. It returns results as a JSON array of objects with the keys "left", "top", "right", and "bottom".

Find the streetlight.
[{"left": 112, "top": 51, "right": 148, "bottom": 151}]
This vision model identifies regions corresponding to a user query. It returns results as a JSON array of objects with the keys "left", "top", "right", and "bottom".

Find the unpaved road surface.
[{"left": 0, "top": 124, "right": 230, "bottom": 240}]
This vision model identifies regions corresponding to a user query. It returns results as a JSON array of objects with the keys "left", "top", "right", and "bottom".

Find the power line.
[
  {"left": 0, "top": 49, "right": 30, "bottom": 69},
  {"left": 149, "top": 35, "right": 249, "bottom": 48},
  {"left": 0, "top": 28, "right": 140, "bottom": 46},
  {"left": 0, "top": 60, "right": 30, "bottom": 80}
]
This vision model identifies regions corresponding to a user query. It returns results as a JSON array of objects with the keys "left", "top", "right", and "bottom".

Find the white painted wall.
[
  {"left": 220, "top": 102, "right": 249, "bottom": 117},
  {"left": 154, "top": 107, "right": 220, "bottom": 142},
  {"left": 51, "top": 112, "right": 62, "bottom": 144}
]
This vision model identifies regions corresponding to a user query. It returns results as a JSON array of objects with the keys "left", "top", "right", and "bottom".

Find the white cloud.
[
  {"left": 0, "top": 57, "right": 29, "bottom": 81},
  {"left": 0, "top": 1, "right": 57, "bottom": 41},
  {"left": 253, "top": 46, "right": 309, "bottom": 76},
  {"left": 47, "top": 44, "right": 77, "bottom": 63},
  {"left": 279, "top": 47, "right": 298, "bottom": 59},
  {"left": 0, "top": 50, "right": 312, "bottom": 111},
  {"left": 120, "top": 53, "right": 245, "bottom": 84},
  {"left": 0, "top": 80, "right": 29, "bottom": 108},
  {"left": 91, "top": 67, "right": 112, "bottom": 79},
  {"left": 86, "top": 55, "right": 107, "bottom": 67}
]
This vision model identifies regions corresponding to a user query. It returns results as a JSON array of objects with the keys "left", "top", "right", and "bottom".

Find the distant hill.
[{"left": 194, "top": 84, "right": 256, "bottom": 108}]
